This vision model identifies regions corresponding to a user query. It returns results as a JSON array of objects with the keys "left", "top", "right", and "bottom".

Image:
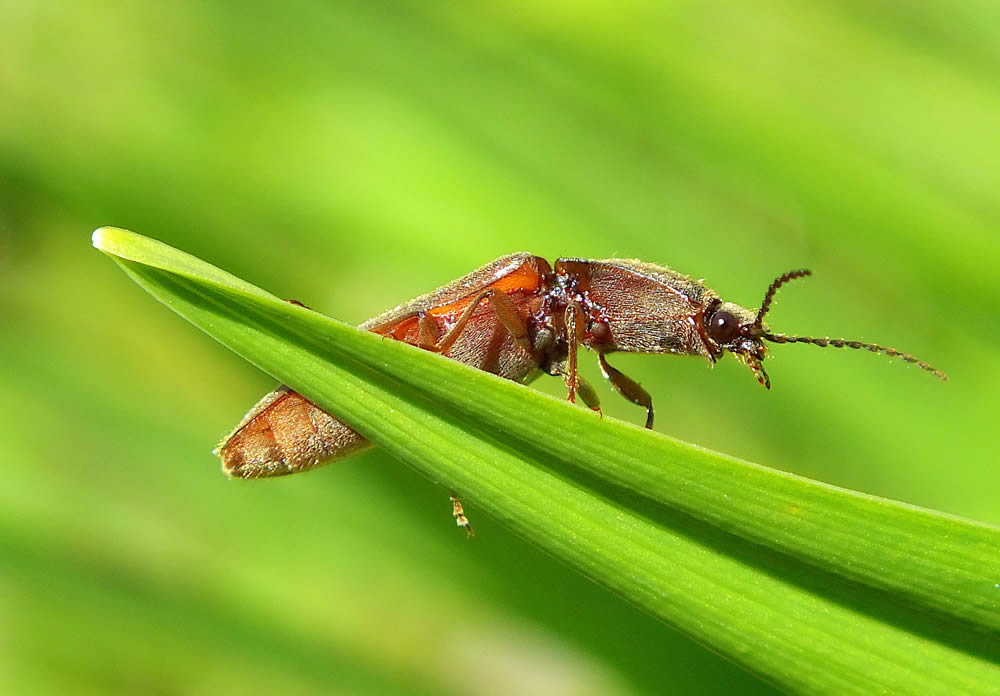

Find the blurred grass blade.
[{"left": 94, "top": 228, "right": 1000, "bottom": 695}]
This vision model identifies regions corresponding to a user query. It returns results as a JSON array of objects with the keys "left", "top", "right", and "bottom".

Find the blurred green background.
[{"left": 2, "top": 1, "right": 998, "bottom": 694}]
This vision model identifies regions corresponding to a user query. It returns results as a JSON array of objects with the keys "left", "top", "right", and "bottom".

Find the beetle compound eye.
[{"left": 709, "top": 311, "right": 740, "bottom": 344}]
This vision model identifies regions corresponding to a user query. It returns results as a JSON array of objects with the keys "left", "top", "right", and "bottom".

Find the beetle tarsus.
[{"left": 450, "top": 495, "right": 474, "bottom": 537}]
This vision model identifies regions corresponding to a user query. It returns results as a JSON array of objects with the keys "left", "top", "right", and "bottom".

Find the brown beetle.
[{"left": 217, "top": 255, "right": 945, "bottom": 532}]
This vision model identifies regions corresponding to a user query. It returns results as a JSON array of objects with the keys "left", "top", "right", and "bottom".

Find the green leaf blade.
[{"left": 94, "top": 228, "right": 1000, "bottom": 696}]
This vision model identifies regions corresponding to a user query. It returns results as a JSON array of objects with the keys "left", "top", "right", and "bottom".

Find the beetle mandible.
[{"left": 216, "top": 255, "right": 945, "bottom": 533}]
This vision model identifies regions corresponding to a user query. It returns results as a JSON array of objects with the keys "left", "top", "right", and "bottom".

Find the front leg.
[
  {"left": 598, "top": 352, "right": 654, "bottom": 429},
  {"left": 562, "top": 302, "right": 587, "bottom": 403}
]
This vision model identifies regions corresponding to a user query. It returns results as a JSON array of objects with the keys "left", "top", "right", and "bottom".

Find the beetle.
[{"left": 216, "top": 255, "right": 945, "bottom": 533}]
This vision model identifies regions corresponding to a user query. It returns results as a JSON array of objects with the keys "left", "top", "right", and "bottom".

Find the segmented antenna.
[
  {"left": 763, "top": 333, "right": 948, "bottom": 381},
  {"left": 753, "top": 269, "right": 812, "bottom": 329}
]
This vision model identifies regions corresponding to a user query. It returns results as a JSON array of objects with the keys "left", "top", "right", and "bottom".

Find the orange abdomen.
[{"left": 218, "top": 387, "right": 370, "bottom": 478}]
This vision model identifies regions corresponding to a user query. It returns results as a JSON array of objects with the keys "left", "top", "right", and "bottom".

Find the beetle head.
[
  {"left": 702, "top": 299, "right": 772, "bottom": 388},
  {"left": 704, "top": 268, "right": 947, "bottom": 388},
  {"left": 702, "top": 269, "right": 813, "bottom": 388}
]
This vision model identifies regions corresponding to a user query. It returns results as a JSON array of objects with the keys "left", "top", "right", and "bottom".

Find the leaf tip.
[{"left": 92, "top": 226, "right": 133, "bottom": 255}]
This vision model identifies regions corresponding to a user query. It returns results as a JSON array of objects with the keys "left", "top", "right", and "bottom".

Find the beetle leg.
[
  {"left": 434, "top": 289, "right": 532, "bottom": 356},
  {"left": 562, "top": 302, "right": 587, "bottom": 403},
  {"left": 576, "top": 375, "right": 602, "bottom": 415},
  {"left": 417, "top": 311, "right": 441, "bottom": 348},
  {"left": 598, "top": 352, "right": 654, "bottom": 429},
  {"left": 450, "top": 495, "right": 474, "bottom": 537},
  {"left": 550, "top": 363, "right": 602, "bottom": 414}
]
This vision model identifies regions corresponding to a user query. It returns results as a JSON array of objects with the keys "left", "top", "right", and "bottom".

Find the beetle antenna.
[
  {"left": 753, "top": 269, "right": 812, "bottom": 330},
  {"left": 762, "top": 333, "right": 948, "bottom": 381}
]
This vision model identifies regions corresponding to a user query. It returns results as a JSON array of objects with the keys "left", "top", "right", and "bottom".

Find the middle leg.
[{"left": 598, "top": 352, "right": 654, "bottom": 429}]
